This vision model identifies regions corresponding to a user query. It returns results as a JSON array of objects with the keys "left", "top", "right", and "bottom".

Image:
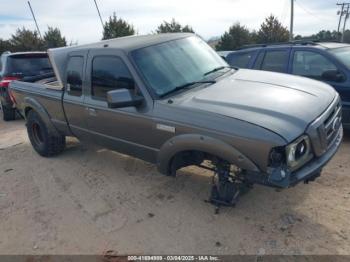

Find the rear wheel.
[
  {"left": 26, "top": 110, "right": 66, "bottom": 156},
  {"left": 1, "top": 103, "right": 16, "bottom": 121}
]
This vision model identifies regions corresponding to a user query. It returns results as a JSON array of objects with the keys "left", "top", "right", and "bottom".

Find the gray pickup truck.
[{"left": 10, "top": 33, "right": 343, "bottom": 208}]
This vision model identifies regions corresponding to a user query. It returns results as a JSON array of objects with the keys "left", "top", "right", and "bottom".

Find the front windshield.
[
  {"left": 330, "top": 47, "right": 350, "bottom": 69},
  {"left": 131, "top": 36, "right": 227, "bottom": 97}
]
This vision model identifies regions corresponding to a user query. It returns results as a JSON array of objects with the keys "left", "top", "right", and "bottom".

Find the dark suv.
[
  {"left": 223, "top": 42, "right": 350, "bottom": 129},
  {"left": 0, "top": 51, "right": 52, "bottom": 121}
]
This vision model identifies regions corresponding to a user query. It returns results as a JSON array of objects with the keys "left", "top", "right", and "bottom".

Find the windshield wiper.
[
  {"left": 160, "top": 80, "right": 216, "bottom": 98},
  {"left": 203, "top": 66, "right": 237, "bottom": 76}
]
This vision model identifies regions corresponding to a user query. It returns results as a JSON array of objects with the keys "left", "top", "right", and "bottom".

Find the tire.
[
  {"left": 26, "top": 110, "right": 66, "bottom": 157},
  {"left": 1, "top": 104, "right": 16, "bottom": 121}
]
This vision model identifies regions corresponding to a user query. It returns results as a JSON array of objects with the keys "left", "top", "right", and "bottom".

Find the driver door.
[{"left": 84, "top": 50, "right": 156, "bottom": 162}]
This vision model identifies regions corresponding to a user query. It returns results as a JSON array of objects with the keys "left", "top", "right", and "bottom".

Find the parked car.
[
  {"left": 217, "top": 51, "right": 233, "bottom": 60},
  {"left": 223, "top": 42, "right": 350, "bottom": 129},
  {"left": 0, "top": 51, "right": 52, "bottom": 121},
  {"left": 10, "top": 34, "right": 342, "bottom": 207}
]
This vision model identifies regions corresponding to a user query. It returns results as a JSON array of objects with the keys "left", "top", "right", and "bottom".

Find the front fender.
[{"left": 157, "top": 134, "right": 260, "bottom": 175}]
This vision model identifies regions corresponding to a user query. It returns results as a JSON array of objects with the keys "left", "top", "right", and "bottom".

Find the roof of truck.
[
  {"left": 50, "top": 33, "right": 194, "bottom": 53},
  {"left": 48, "top": 33, "right": 194, "bottom": 88}
]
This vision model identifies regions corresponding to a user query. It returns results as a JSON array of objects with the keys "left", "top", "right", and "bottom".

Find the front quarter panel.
[{"left": 154, "top": 101, "right": 287, "bottom": 174}]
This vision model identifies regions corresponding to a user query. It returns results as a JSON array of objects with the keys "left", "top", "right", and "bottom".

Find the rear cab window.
[
  {"left": 66, "top": 56, "right": 84, "bottom": 96},
  {"left": 6, "top": 54, "right": 52, "bottom": 77}
]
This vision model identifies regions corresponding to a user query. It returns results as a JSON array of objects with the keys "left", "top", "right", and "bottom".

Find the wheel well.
[
  {"left": 168, "top": 150, "right": 222, "bottom": 176},
  {"left": 24, "top": 107, "right": 33, "bottom": 117}
]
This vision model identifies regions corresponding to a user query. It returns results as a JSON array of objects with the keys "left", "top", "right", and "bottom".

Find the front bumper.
[
  {"left": 289, "top": 125, "right": 343, "bottom": 186},
  {"left": 266, "top": 125, "right": 343, "bottom": 188}
]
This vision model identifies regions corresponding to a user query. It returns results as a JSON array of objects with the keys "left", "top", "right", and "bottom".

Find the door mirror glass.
[
  {"left": 321, "top": 70, "right": 345, "bottom": 82},
  {"left": 107, "top": 88, "right": 144, "bottom": 108}
]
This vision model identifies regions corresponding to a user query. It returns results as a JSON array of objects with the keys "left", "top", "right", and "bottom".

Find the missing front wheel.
[{"left": 207, "top": 161, "right": 252, "bottom": 213}]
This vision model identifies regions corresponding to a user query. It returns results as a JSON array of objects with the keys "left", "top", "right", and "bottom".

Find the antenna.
[
  {"left": 27, "top": 1, "right": 42, "bottom": 39},
  {"left": 93, "top": 0, "right": 104, "bottom": 29}
]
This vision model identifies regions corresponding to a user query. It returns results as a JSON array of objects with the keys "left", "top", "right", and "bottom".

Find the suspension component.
[{"left": 208, "top": 161, "right": 252, "bottom": 213}]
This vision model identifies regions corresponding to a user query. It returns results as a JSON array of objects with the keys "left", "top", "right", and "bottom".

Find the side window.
[
  {"left": 292, "top": 50, "right": 337, "bottom": 80},
  {"left": 253, "top": 52, "right": 264, "bottom": 69},
  {"left": 227, "top": 51, "right": 254, "bottom": 68},
  {"left": 92, "top": 56, "right": 135, "bottom": 100},
  {"left": 260, "top": 50, "right": 289, "bottom": 73},
  {"left": 66, "top": 56, "right": 84, "bottom": 97}
]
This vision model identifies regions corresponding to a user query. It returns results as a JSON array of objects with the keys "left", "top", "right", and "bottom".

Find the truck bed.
[{"left": 9, "top": 80, "right": 68, "bottom": 133}]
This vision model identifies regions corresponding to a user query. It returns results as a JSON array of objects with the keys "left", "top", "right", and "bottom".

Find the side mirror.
[
  {"left": 321, "top": 70, "right": 345, "bottom": 82},
  {"left": 107, "top": 88, "right": 144, "bottom": 108}
]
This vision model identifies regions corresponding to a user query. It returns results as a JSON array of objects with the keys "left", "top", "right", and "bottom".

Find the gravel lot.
[{"left": 0, "top": 117, "right": 349, "bottom": 255}]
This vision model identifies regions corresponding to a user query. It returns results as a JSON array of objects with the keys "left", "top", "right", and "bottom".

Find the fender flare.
[
  {"left": 23, "top": 97, "right": 61, "bottom": 136},
  {"left": 157, "top": 134, "right": 260, "bottom": 175}
]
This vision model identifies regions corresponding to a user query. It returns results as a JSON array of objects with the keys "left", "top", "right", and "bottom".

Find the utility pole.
[
  {"left": 337, "top": 3, "right": 350, "bottom": 42},
  {"left": 27, "top": 1, "right": 42, "bottom": 39},
  {"left": 337, "top": 3, "right": 345, "bottom": 39},
  {"left": 342, "top": 4, "right": 350, "bottom": 42},
  {"left": 289, "top": 0, "right": 294, "bottom": 41},
  {"left": 93, "top": 0, "right": 104, "bottom": 30}
]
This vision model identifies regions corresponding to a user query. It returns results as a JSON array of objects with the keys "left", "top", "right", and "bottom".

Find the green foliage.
[
  {"left": 102, "top": 13, "right": 135, "bottom": 40},
  {"left": 216, "top": 23, "right": 252, "bottom": 51},
  {"left": 342, "top": 30, "right": 350, "bottom": 43},
  {"left": 155, "top": 18, "right": 194, "bottom": 34},
  {"left": 256, "top": 15, "right": 289, "bottom": 43},
  {"left": 215, "top": 16, "right": 288, "bottom": 50},
  {"left": 9, "top": 27, "right": 45, "bottom": 52},
  {"left": 295, "top": 30, "right": 340, "bottom": 42},
  {"left": 0, "top": 39, "right": 13, "bottom": 54},
  {"left": 44, "top": 27, "right": 67, "bottom": 48}
]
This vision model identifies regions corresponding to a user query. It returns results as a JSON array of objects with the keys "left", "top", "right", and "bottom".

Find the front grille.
[
  {"left": 307, "top": 96, "right": 342, "bottom": 157},
  {"left": 322, "top": 101, "right": 342, "bottom": 148}
]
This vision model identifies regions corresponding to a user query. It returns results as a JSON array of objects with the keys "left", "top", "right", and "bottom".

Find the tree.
[
  {"left": 102, "top": 13, "right": 135, "bottom": 40},
  {"left": 155, "top": 18, "right": 194, "bottom": 34},
  {"left": 343, "top": 30, "right": 350, "bottom": 43},
  {"left": 9, "top": 27, "right": 44, "bottom": 51},
  {"left": 293, "top": 30, "right": 341, "bottom": 42},
  {"left": 256, "top": 15, "right": 289, "bottom": 43},
  {"left": 43, "top": 27, "right": 67, "bottom": 48},
  {"left": 216, "top": 23, "right": 252, "bottom": 50},
  {"left": 0, "top": 39, "right": 13, "bottom": 54}
]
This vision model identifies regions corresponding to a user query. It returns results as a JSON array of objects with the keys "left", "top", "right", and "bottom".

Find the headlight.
[{"left": 286, "top": 135, "right": 313, "bottom": 170}]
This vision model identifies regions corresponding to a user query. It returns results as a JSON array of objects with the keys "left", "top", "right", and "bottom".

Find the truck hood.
[{"left": 176, "top": 69, "right": 336, "bottom": 142}]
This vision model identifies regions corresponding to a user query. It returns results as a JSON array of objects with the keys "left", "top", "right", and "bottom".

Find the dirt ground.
[{"left": 0, "top": 117, "right": 349, "bottom": 255}]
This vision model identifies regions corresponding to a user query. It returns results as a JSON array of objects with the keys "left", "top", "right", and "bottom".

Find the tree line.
[
  {"left": 1, "top": 13, "right": 350, "bottom": 55},
  {"left": 0, "top": 27, "right": 67, "bottom": 54}
]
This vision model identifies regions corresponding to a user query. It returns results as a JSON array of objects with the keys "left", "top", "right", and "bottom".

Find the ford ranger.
[{"left": 9, "top": 33, "right": 343, "bottom": 208}]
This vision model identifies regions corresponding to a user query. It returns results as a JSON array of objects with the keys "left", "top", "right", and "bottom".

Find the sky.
[{"left": 0, "top": 0, "right": 342, "bottom": 44}]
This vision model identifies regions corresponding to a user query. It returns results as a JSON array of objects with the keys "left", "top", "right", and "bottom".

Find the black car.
[
  {"left": 222, "top": 42, "right": 350, "bottom": 129},
  {"left": 0, "top": 51, "right": 52, "bottom": 121}
]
